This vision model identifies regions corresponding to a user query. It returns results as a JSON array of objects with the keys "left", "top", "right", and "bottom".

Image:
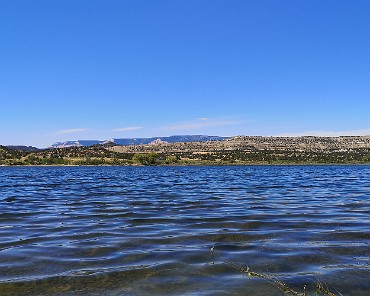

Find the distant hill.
[
  {"left": 50, "top": 135, "right": 229, "bottom": 148},
  {"left": 1, "top": 145, "right": 28, "bottom": 159},
  {"left": 6, "top": 145, "right": 41, "bottom": 152}
]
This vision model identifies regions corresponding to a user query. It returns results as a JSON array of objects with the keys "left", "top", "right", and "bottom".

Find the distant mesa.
[
  {"left": 6, "top": 145, "right": 41, "bottom": 152},
  {"left": 49, "top": 135, "right": 228, "bottom": 148},
  {"left": 108, "top": 135, "right": 228, "bottom": 146},
  {"left": 49, "top": 140, "right": 104, "bottom": 148}
]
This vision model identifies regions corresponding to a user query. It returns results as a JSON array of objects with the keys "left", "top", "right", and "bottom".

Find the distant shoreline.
[
  {"left": 2, "top": 136, "right": 370, "bottom": 166},
  {"left": 1, "top": 162, "right": 370, "bottom": 167}
]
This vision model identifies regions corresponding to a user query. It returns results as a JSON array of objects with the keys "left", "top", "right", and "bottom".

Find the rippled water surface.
[{"left": 0, "top": 166, "right": 370, "bottom": 295}]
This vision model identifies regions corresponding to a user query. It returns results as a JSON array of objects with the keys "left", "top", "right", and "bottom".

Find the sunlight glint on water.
[{"left": 0, "top": 166, "right": 369, "bottom": 295}]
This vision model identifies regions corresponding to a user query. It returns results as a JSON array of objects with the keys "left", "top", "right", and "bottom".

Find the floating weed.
[
  {"left": 315, "top": 280, "right": 342, "bottom": 296},
  {"left": 226, "top": 261, "right": 339, "bottom": 296}
]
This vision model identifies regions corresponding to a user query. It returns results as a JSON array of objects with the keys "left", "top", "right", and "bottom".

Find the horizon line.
[{"left": 3, "top": 133, "right": 370, "bottom": 149}]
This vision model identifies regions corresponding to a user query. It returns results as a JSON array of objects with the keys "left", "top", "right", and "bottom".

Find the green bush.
[{"left": 132, "top": 153, "right": 159, "bottom": 165}]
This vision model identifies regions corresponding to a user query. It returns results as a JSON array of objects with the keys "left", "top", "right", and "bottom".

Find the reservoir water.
[{"left": 0, "top": 166, "right": 369, "bottom": 295}]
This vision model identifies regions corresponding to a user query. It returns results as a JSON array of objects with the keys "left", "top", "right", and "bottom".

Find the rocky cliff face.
[
  {"left": 149, "top": 139, "right": 169, "bottom": 145},
  {"left": 107, "top": 135, "right": 370, "bottom": 154}
]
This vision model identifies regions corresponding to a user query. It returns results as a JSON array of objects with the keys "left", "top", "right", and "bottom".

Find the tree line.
[{"left": 1, "top": 145, "right": 370, "bottom": 165}]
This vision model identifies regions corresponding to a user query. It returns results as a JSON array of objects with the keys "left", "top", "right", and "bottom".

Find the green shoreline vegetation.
[{"left": 1, "top": 145, "right": 370, "bottom": 166}]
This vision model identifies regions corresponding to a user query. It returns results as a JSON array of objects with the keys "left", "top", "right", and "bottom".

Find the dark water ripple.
[{"left": 0, "top": 166, "right": 370, "bottom": 295}]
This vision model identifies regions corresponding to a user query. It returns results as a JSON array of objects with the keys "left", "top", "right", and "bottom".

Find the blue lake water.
[{"left": 0, "top": 166, "right": 369, "bottom": 295}]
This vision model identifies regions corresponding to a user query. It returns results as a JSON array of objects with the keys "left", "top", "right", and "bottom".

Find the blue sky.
[{"left": 1, "top": 0, "right": 369, "bottom": 147}]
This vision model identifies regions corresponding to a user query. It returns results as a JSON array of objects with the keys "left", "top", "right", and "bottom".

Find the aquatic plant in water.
[{"left": 226, "top": 261, "right": 341, "bottom": 296}]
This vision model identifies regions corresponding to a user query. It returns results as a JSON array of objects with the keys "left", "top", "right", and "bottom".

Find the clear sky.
[{"left": 1, "top": 0, "right": 369, "bottom": 147}]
